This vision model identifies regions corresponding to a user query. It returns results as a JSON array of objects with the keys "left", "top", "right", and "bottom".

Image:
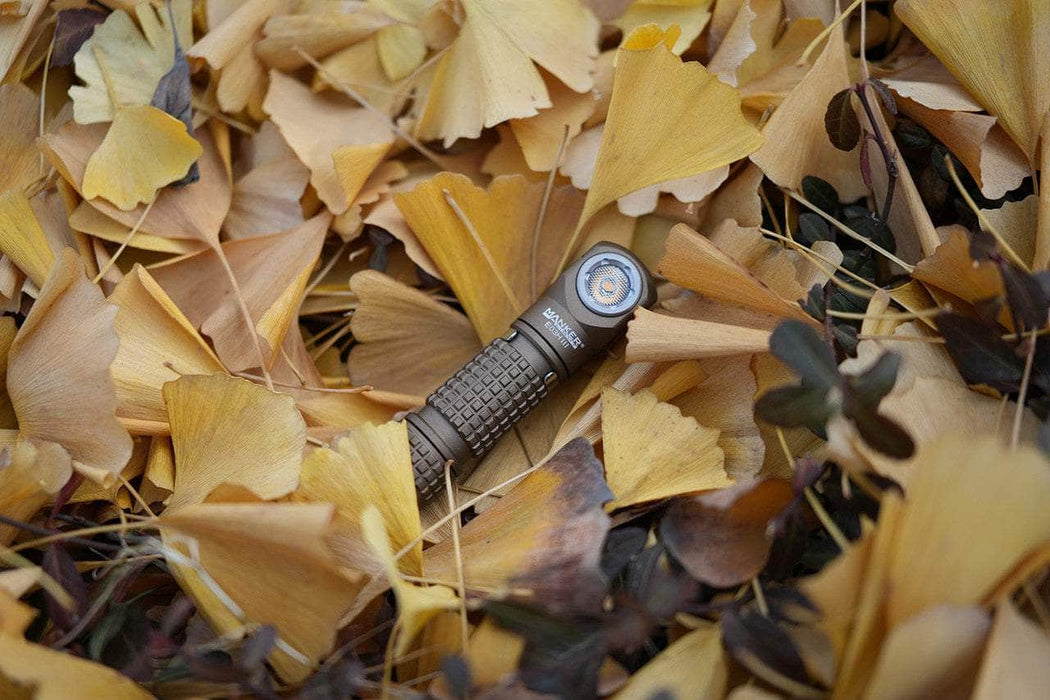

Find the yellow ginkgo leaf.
[
  {"left": 972, "top": 600, "right": 1050, "bottom": 699},
  {"left": 82, "top": 105, "right": 203, "bottom": 211},
  {"left": 70, "top": 0, "right": 193, "bottom": 124},
  {"left": 414, "top": 0, "right": 600, "bottom": 146},
  {"left": 332, "top": 143, "right": 392, "bottom": 205},
  {"left": 660, "top": 223, "right": 815, "bottom": 322},
  {"left": 626, "top": 307, "right": 772, "bottom": 362},
  {"left": 896, "top": 0, "right": 1050, "bottom": 162},
  {"left": 163, "top": 374, "right": 306, "bottom": 508},
  {"left": 0, "top": 439, "right": 71, "bottom": 546},
  {"left": 161, "top": 499, "right": 365, "bottom": 683},
  {"left": 347, "top": 270, "right": 480, "bottom": 397},
  {"left": 264, "top": 70, "right": 393, "bottom": 214},
  {"left": 361, "top": 506, "right": 459, "bottom": 658},
  {"left": 394, "top": 172, "right": 583, "bottom": 342},
  {"left": 149, "top": 213, "right": 330, "bottom": 372},
  {"left": 0, "top": 83, "right": 40, "bottom": 192},
  {"left": 614, "top": 622, "right": 727, "bottom": 700},
  {"left": 509, "top": 73, "right": 598, "bottom": 172},
  {"left": 315, "top": 36, "right": 410, "bottom": 116},
  {"left": 601, "top": 388, "right": 731, "bottom": 509},
  {"left": 614, "top": 0, "right": 714, "bottom": 55},
  {"left": 575, "top": 24, "right": 763, "bottom": 233},
  {"left": 109, "top": 265, "right": 226, "bottom": 426},
  {"left": 749, "top": 23, "right": 866, "bottom": 202},
  {"left": 0, "top": 636, "right": 152, "bottom": 698},
  {"left": 7, "top": 249, "right": 132, "bottom": 480},
  {"left": 0, "top": 190, "right": 54, "bottom": 288},
  {"left": 886, "top": 437, "right": 1050, "bottom": 628},
  {"left": 42, "top": 123, "right": 230, "bottom": 244},
  {"left": 375, "top": 23, "right": 426, "bottom": 81},
  {"left": 296, "top": 420, "right": 423, "bottom": 576}
]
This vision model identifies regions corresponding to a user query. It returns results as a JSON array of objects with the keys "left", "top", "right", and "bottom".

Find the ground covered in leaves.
[{"left": 1, "top": 0, "right": 1049, "bottom": 697}]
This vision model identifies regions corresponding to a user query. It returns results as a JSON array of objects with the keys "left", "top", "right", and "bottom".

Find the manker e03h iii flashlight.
[{"left": 405, "top": 242, "right": 656, "bottom": 501}]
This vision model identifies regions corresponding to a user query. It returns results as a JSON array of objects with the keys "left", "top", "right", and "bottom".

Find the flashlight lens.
[{"left": 575, "top": 252, "right": 643, "bottom": 315}]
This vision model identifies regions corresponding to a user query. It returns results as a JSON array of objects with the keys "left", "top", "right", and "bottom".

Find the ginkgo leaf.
[
  {"left": 348, "top": 270, "right": 480, "bottom": 397},
  {"left": 149, "top": 214, "right": 329, "bottom": 371},
  {"left": 161, "top": 499, "right": 365, "bottom": 683},
  {"left": 600, "top": 388, "right": 732, "bottom": 510},
  {"left": 70, "top": 0, "right": 193, "bottom": 124},
  {"left": 626, "top": 307, "right": 772, "bottom": 362},
  {"left": 333, "top": 143, "right": 392, "bottom": 205},
  {"left": 0, "top": 317, "right": 16, "bottom": 429},
  {"left": 362, "top": 506, "right": 459, "bottom": 658},
  {"left": 865, "top": 605, "right": 990, "bottom": 700},
  {"left": 660, "top": 223, "right": 816, "bottom": 322},
  {"left": 614, "top": 623, "right": 726, "bottom": 700},
  {"left": 376, "top": 23, "right": 426, "bottom": 81},
  {"left": 394, "top": 172, "right": 584, "bottom": 342},
  {"left": 82, "top": 105, "right": 203, "bottom": 211},
  {"left": 972, "top": 600, "right": 1050, "bottom": 699},
  {"left": 255, "top": 3, "right": 393, "bottom": 70},
  {"left": 187, "top": 0, "right": 291, "bottom": 71},
  {"left": 109, "top": 265, "right": 226, "bottom": 425},
  {"left": 886, "top": 437, "right": 1050, "bottom": 627},
  {"left": 296, "top": 420, "right": 423, "bottom": 575},
  {"left": 897, "top": 97, "right": 1028, "bottom": 201},
  {"left": 896, "top": 0, "right": 1050, "bottom": 161},
  {"left": 576, "top": 25, "right": 763, "bottom": 230},
  {"left": 163, "top": 373, "right": 305, "bottom": 508},
  {"left": 0, "top": 83, "right": 39, "bottom": 192},
  {"left": 424, "top": 438, "right": 613, "bottom": 613},
  {"left": 0, "top": 439, "right": 71, "bottom": 546},
  {"left": 314, "top": 35, "right": 411, "bottom": 116},
  {"left": 7, "top": 249, "right": 132, "bottom": 480},
  {"left": 0, "top": 190, "right": 54, "bottom": 288},
  {"left": 749, "top": 23, "right": 866, "bottom": 201},
  {"left": 0, "top": 636, "right": 152, "bottom": 698},
  {"left": 225, "top": 155, "right": 310, "bottom": 239},
  {"left": 41, "top": 122, "right": 232, "bottom": 244},
  {"left": 509, "top": 73, "right": 598, "bottom": 172},
  {"left": 673, "top": 356, "right": 765, "bottom": 480},
  {"left": 414, "top": 0, "right": 600, "bottom": 146},
  {"left": 264, "top": 70, "right": 393, "bottom": 214},
  {"left": 614, "top": 0, "right": 714, "bottom": 55}
]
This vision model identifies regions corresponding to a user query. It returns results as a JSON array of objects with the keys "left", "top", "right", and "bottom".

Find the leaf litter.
[{"left": 1, "top": 0, "right": 1050, "bottom": 697}]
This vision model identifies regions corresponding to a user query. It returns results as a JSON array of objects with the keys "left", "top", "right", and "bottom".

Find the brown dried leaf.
[{"left": 661, "top": 478, "right": 793, "bottom": 586}]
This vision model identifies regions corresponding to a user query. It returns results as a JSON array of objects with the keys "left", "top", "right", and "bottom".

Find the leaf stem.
[
  {"left": 1012, "top": 329, "right": 1037, "bottom": 450},
  {"left": 804, "top": 487, "right": 850, "bottom": 552},
  {"left": 853, "top": 85, "right": 897, "bottom": 223}
]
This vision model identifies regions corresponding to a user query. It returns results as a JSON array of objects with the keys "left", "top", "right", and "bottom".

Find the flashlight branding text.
[{"left": 542, "top": 307, "right": 585, "bottom": 350}]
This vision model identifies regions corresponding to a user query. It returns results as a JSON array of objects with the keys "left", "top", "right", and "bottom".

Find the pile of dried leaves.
[{"left": 1, "top": 0, "right": 1050, "bottom": 697}]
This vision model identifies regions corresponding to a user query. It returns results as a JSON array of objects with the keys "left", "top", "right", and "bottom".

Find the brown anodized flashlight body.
[{"left": 405, "top": 242, "right": 656, "bottom": 501}]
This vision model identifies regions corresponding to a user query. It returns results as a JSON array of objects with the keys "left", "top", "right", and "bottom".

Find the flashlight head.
[{"left": 513, "top": 242, "right": 656, "bottom": 380}]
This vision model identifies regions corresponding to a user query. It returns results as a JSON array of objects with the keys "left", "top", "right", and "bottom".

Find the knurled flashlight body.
[{"left": 406, "top": 242, "right": 656, "bottom": 500}]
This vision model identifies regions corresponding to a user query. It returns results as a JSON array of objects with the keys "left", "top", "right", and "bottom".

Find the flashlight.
[{"left": 405, "top": 242, "right": 656, "bottom": 501}]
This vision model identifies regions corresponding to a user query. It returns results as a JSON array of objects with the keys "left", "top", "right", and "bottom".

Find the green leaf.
[
  {"left": 896, "top": 119, "right": 932, "bottom": 149},
  {"left": 824, "top": 88, "right": 861, "bottom": 151},
  {"left": 849, "top": 403, "right": 915, "bottom": 460},
  {"left": 754, "top": 385, "right": 833, "bottom": 432},
  {"left": 998, "top": 262, "right": 1049, "bottom": 333},
  {"left": 936, "top": 313, "right": 1024, "bottom": 392},
  {"left": 797, "top": 212, "right": 831, "bottom": 246},
  {"left": 769, "top": 320, "right": 840, "bottom": 391},
  {"left": 802, "top": 175, "right": 840, "bottom": 215},
  {"left": 850, "top": 352, "right": 900, "bottom": 408},
  {"left": 845, "top": 212, "right": 896, "bottom": 253}
]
